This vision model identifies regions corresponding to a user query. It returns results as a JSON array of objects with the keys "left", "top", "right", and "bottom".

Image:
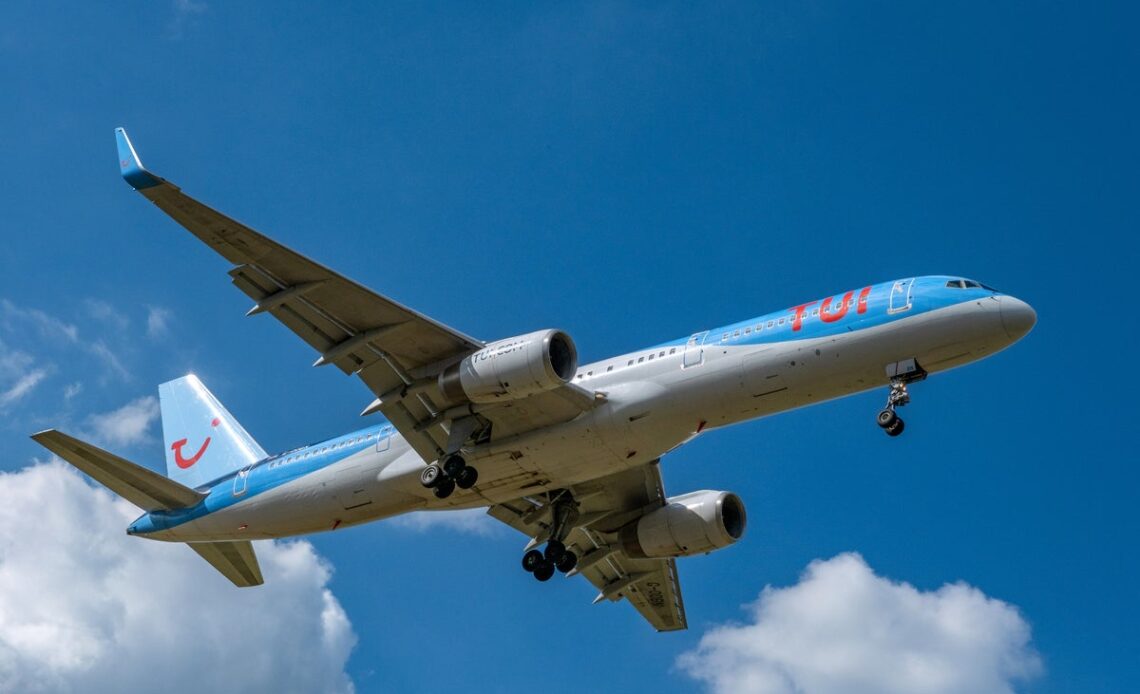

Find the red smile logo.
[{"left": 172, "top": 417, "right": 221, "bottom": 469}]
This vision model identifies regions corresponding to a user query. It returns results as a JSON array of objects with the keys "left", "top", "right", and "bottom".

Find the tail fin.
[{"left": 159, "top": 375, "right": 266, "bottom": 489}]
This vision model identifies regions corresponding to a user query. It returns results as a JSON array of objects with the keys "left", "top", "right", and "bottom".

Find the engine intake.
[
  {"left": 620, "top": 490, "right": 746, "bottom": 559},
  {"left": 439, "top": 329, "right": 578, "bottom": 404}
]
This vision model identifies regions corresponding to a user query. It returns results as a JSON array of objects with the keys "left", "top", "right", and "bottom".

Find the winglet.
[{"left": 115, "top": 127, "right": 164, "bottom": 190}]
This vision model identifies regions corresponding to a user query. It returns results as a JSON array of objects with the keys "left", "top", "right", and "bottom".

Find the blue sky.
[{"left": 1, "top": 3, "right": 1137, "bottom": 692}]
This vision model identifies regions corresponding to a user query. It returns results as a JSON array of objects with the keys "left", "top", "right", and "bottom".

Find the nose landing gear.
[
  {"left": 419, "top": 454, "right": 479, "bottom": 499},
  {"left": 877, "top": 358, "right": 927, "bottom": 437}
]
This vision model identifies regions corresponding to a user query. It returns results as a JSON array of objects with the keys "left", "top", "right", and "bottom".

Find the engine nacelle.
[
  {"left": 438, "top": 329, "right": 578, "bottom": 404},
  {"left": 619, "top": 490, "right": 746, "bottom": 559}
]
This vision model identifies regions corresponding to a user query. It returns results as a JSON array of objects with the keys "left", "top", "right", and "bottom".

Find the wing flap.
[
  {"left": 188, "top": 541, "right": 264, "bottom": 587},
  {"left": 31, "top": 430, "right": 205, "bottom": 511}
]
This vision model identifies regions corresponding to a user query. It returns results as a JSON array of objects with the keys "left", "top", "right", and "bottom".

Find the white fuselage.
[{"left": 144, "top": 290, "right": 1018, "bottom": 543}]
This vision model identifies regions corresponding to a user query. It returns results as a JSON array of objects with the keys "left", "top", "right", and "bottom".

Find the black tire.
[
  {"left": 455, "top": 465, "right": 479, "bottom": 489},
  {"left": 533, "top": 560, "right": 555, "bottom": 582},
  {"left": 886, "top": 418, "right": 905, "bottom": 437},
  {"left": 555, "top": 551, "right": 578, "bottom": 574},
  {"left": 442, "top": 455, "right": 466, "bottom": 478},
  {"left": 433, "top": 478, "right": 456, "bottom": 499},
  {"left": 420, "top": 464, "right": 443, "bottom": 488},
  {"left": 544, "top": 539, "right": 566, "bottom": 563},
  {"left": 877, "top": 409, "right": 898, "bottom": 429},
  {"left": 521, "top": 549, "right": 544, "bottom": 573}
]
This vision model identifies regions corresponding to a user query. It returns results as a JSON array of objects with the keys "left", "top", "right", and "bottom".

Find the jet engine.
[
  {"left": 438, "top": 329, "right": 578, "bottom": 404},
  {"left": 619, "top": 490, "right": 746, "bottom": 559}
]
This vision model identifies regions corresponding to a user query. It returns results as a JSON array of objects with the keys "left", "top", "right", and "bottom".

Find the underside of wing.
[
  {"left": 487, "top": 462, "right": 688, "bottom": 632},
  {"left": 115, "top": 128, "right": 600, "bottom": 464}
]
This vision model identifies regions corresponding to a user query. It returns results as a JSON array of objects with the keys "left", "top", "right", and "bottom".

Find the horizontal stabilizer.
[
  {"left": 31, "top": 430, "right": 205, "bottom": 512},
  {"left": 188, "top": 541, "right": 264, "bottom": 587}
]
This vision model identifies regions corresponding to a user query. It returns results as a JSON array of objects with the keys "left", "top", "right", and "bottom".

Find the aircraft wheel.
[
  {"left": 555, "top": 551, "right": 578, "bottom": 574},
  {"left": 433, "top": 478, "right": 456, "bottom": 499},
  {"left": 533, "top": 560, "right": 555, "bottom": 582},
  {"left": 442, "top": 454, "right": 466, "bottom": 478},
  {"left": 521, "top": 549, "right": 544, "bottom": 573},
  {"left": 885, "top": 418, "right": 905, "bottom": 437},
  {"left": 544, "top": 539, "right": 566, "bottom": 563},
  {"left": 420, "top": 464, "right": 443, "bottom": 488},
  {"left": 455, "top": 465, "right": 479, "bottom": 489},
  {"left": 876, "top": 409, "right": 898, "bottom": 429}
]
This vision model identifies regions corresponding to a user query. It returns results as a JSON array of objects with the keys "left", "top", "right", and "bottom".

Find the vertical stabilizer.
[{"left": 159, "top": 375, "right": 266, "bottom": 489}]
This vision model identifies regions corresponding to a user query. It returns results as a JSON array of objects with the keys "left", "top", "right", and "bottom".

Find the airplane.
[{"left": 32, "top": 128, "right": 1037, "bottom": 631}]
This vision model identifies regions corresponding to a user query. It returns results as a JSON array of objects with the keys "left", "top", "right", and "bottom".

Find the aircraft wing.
[
  {"left": 487, "top": 461, "right": 688, "bottom": 632},
  {"left": 115, "top": 128, "right": 595, "bottom": 462}
]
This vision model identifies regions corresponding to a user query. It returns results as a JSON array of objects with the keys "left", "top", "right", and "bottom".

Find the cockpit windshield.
[{"left": 946, "top": 279, "right": 998, "bottom": 291}]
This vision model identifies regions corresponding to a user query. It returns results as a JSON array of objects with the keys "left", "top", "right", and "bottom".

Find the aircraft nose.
[{"left": 999, "top": 296, "right": 1037, "bottom": 341}]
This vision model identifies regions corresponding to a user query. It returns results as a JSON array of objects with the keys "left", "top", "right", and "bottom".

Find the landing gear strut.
[
  {"left": 420, "top": 454, "right": 478, "bottom": 499},
  {"left": 520, "top": 491, "right": 579, "bottom": 582},
  {"left": 877, "top": 358, "right": 927, "bottom": 437}
]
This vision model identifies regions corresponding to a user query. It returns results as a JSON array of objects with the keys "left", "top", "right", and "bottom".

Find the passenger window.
[
  {"left": 648, "top": 354, "right": 654, "bottom": 361},
  {"left": 628, "top": 359, "right": 634, "bottom": 366},
  {"left": 669, "top": 348, "right": 676, "bottom": 355},
  {"left": 722, "top": 333, "right": 729, "bottom": 341},
  {"left": 638, "top": 357, "right": 645, "bottom": 363},
  {"left": 767, "top": 321, "right": 774, "bottom": 328},
  {"left": 659, "top": 351, "right": 665, "bottom": 358},
  {"left": 744, "top": 327, "right": 751, "bottom": 335},
  {"left": 811, "top": 308, "right": 819, "bottom": 316},
  {"left": 778, "top": 318, "right": 785, "bottom": 326}
]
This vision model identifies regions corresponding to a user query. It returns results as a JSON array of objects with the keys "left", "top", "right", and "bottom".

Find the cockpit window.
[{"left": 947, "top": 278, "right": 998, "bottom": 291}]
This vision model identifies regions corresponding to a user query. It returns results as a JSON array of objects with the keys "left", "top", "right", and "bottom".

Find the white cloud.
[
  {"left": 678, "top": 553, "right": 1041, "bottom": 694},
  {"left": 145, "top": 306, "right": 172, "bottom": 340},
  {"left": 0, "top": 462, "right": 356, "bottom": 693},
  {"left": 391, "top": 508, "right": 502, "bottom": 537},
  {"left": 0, "top": 340, "right": 50, "bottom": 411},
  {"left": 83, "top": 299, "right": 130, "bottom": 332},
  {"left": 0, "top": 299, "right": 78, "bottom": 343},
  {"left": 63, "top": 382, "right": 83, "bottom": 401},
  {"left": 83, "top": 396, "right": 159, "bottom": 448},
  {"left": 87, "top": 341, "right": 130, "bottom": 381},
  {"left": 0, "top": 369, "right": 47, "bottom": 409},
  {"left": 168, "top": 0, "right": 208, "bottom": 38}
]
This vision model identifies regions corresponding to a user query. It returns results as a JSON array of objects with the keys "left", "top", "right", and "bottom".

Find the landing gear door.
[
  {"left": 889, "top": 278, "right": 915, "bottom": 314},
  {"left": 683, "top": 331, "right": 709, "bottom": 368}
]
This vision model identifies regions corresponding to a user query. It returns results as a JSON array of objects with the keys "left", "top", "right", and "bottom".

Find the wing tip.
[{"left": 114, "top": 127, "right": 163, "bottom": 190}]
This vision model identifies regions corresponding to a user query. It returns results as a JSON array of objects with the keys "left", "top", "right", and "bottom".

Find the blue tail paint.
[{"left": 158, "top": 375, "right": 266, "bottom": 489}]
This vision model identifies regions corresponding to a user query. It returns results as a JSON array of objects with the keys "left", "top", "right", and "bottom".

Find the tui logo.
[{"left": 171, "top": 417, "right": 221, "bottom": 469}]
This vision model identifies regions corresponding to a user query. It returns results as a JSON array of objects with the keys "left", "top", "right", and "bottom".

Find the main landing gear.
[
  {"left": 877, "top": 358, "right": 927, "bottom": 437},
  {"left": 419, "top": 454, "right": 478, "bottom": 499},
  {"left": 520, "top": 492, "right": 579, "bottom": 582}
]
